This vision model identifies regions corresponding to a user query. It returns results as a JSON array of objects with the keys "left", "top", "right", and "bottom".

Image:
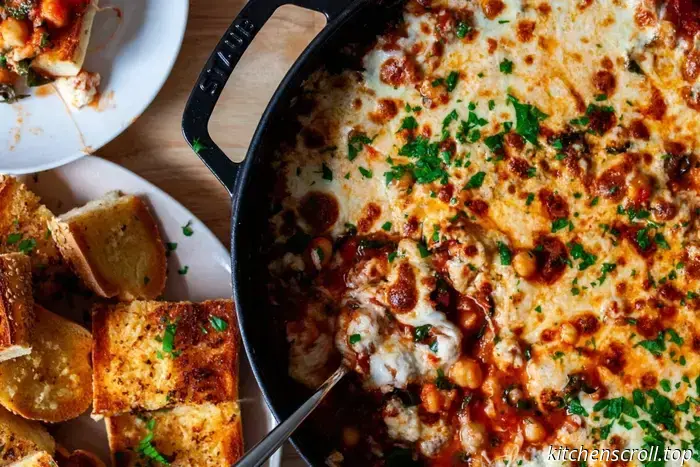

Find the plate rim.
[{"left": 2, "top": 0, "right": 190, "bottom": 176}]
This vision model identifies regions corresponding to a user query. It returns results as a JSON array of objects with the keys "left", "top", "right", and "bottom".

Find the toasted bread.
[
  {"left": 31, "top": 0, "right": 99, "bottom": 77},
  {"left": 0, "top": 254, "right": 33, "bottom": 362},
  {"left": 50, "top": 192, "right": 166, "bottom": 301},
  {"left": 0, "top": 306, "right": 92, "bottom": 422},
  {"left": 106, "top": 402, "right": 244, "bottom": 467},
  {"left": 92, "top": 300, "right": 238, "bottom": 417},
  {"left": 6, "top": 452, "right": 56, "bottom": 467},
  {"left": 0, "top": 176, "right": 69, "bottom": 301},
  {"left": 0, "top": 405, "right": 55, "bottom": 466},
  {"left": 54, "top": 446, "right": 105, "bottom": 467}
]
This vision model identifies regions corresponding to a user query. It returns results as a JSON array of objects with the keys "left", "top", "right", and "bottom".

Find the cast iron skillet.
[{"left": 182, "top": 0, "right": 404, "bottom": 464}]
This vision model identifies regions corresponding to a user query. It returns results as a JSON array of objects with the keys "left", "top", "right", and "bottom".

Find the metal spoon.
[{"left": 234, "top": 366, "right": 349, "bottom": 467}]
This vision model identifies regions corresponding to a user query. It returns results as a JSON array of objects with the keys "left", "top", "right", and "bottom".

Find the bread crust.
[
  {"left": 92, "top": 300, "right": 239, "bottom": 417},
  {"left": 53, "top": 447, "right": 105, "bottom": 467},
  {"left": 0, "top": 254, "right": 33, "bottom": 362},
  {"left": 0, "top": 177, "right": 69, "bottom": 302},
  {"left": 0, "top": 405, "right": 55, "bottom": 466},
  {"left": 50, "top": 193, "right": 166, "bottom": 301},
  {"left": 0, "top": 306, "right": 92, "bottom": 422},
  {"left": 106, "top": 402, "right": 244, "bottom": 467},
  {"left": 6, "top": 452, "right": 57, "bottom": 467}
]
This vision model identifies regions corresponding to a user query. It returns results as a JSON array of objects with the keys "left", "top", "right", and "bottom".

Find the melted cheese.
[{"left": 273, "top": 0, "right": 700, "bottom": 464}]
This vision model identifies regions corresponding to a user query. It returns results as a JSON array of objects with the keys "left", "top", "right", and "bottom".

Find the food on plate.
[
  {"left": 0, "top": 405, "right": 55, "bottom": 465},
  {"left": 267, "top": 0, "right": 700, "bottom": 464},
  {"left": 53, "top": 70, "right": 100, "bottom": 108},
  {"left": 6, "top": 452, "right": 55, "bottom": 467},
  {"left": 91, "top": 300, "right": 239, "bottom": 417},
  {"left": 106, "top": 402, "right": 244, "bottom": 467},
  {"left": 0, "top": 176, "right": 69, "bottom": 301},
  {"left": 50, "top": 192, "right": 167, "bottom": 301},
  {"left": 53, "top": 446, "right": 105, "bottom": 467},
  {"left": 0, "top": 0, "right": 100, "bottom": 106},
  {"left": 0, "top": 254, "right": 33, "bottom": 362},
  {"left": 0, "top": 305, "right": 92, "bottom": 422}
]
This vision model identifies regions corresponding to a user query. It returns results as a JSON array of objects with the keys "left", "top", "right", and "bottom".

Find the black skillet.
[{"left": 181, "top": 0, "right": 404, "bottom": 464}]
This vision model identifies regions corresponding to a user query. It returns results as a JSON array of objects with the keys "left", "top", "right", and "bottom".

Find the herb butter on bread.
[
  {"left": 0, "top": 254, "right": 33, "bottom": 363},
  {"left": 0, "top": 405, "right": 55, "bottom": 466},
  {"left": 50, "top": 192, "right": 166, "bottom": 301},
  {"left": 0, "top": 306, "right": 92, "bottom": 423},
  {"left": 106, "top": 402, "right": 244, "bottom": 467},
  {"left": 92, "top": 300, "right": 238, "bottom": 417}
]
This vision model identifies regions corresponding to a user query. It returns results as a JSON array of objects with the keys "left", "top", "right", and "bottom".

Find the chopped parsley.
[
  {"left": 417, "top": 242, "right": 431, "bottom": 258},
  {"left": 209, "top": 315, "right": 228, "bottom": 332},
  {"left": 321, "top": 163, "right": 333, "bottom": 181},
  {"left": 435, "top": 368, "right": 455, "bottom": 390},
  {"left": 165, "top": 242, "right": 178, "bottom": 256},
  {"left": 382, "top": 221, "right": 392, "bottom": 231},
  {"left": 525, "top": 193, "right": 535, "bottom": 206},
  {"left": 398, "top": 116, "right": 418, "bottom": 132},
  {"left": 348, "top": 133, "right": 372, "bottom": 161},
  {"left": 177, "top": 265, "right": 189, "bottom": 275},
  {"left": 636, "top": 329, "right": 683, "bottom": 356},
  {"left": 156, "top": 318, "right": 180, "bottom": 359},
  {"left": 568, "top": 242, "right": 597, "bottom": 270},
  {"left": 358, "top": 166, "right": 373, "bottom": 178},
  {"left": 465, "top": 171, "right": 486, "bottom": 189},
  {"left": 18, "top": 238, "right": 36, "bottom": 254},
  {"left": 414, "top": 324, "right": 432, "bottom": 342},
  {"left": 6, "top": 232, "right": 21, "bottom": 245},
  {"left": 499, "top": 59, "right": 513, "bottom": 74},
  {"left": 446, "top": 71, "right": 459, "bottom": 92},
  {"left": 455, "top": 21, "right": 472, "bottom": 38},
  {"left": 507, "top": 94, "right": 548, "bottom": 145},
  {"left": 191, "top": 138, "right": 207, "bottom": 155},
  {"left": 349, "top": 334, "right": 361, "bottom": 345},
  {"left": 182, "top": 221, "right": 194, "bottom": 237},
  {"left": 497, "top": 241, "right": 512, "bottom": 266},
  {"left": 136, "top": 419, "right": 170, "bottom": 465},
  {"left": 551, "top": 217, "right": 572, "bottom": 233}
]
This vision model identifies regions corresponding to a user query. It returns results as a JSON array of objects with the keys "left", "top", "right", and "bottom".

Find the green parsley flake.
[
  {"left": 497, "top": 241, "right": 512, "bottom": 266},
  {"left": 322, "top": 163, "right": 333, "bottom": 181},
  {"left": 499, "top": 59, "right": 513, "bottom": 74},
  {"left": 507, "top": 94, "right": 547, "bottom": 145},
  {"left": 209, "top": 315, "right": 228, "bottom": 332},
  {"left": 465, "top": 171, "right": 486, "bottom": 189},
  {"left": 358, "top": 167, "right": 373, "bottom": 178},
  {"left": 182, "top": 221, "right": 194, "bottom": 237}
]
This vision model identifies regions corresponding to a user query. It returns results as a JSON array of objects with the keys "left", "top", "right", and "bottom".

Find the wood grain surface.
[{"left": 100, "top": 1, "right": 326, "bottom": 465}]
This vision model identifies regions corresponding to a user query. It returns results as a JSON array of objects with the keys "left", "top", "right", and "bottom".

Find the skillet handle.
[{"left": 182, "top": 0, "right": 356, "bottom": 195}]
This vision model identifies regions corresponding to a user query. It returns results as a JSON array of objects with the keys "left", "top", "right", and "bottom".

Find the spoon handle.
[{"left": 234, "top": 366, "right": 349, "bottom": 467}]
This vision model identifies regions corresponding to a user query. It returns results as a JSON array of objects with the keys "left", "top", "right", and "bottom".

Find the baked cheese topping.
[{"left": 269, "top": 0, "right": 700, "bottom": 465}]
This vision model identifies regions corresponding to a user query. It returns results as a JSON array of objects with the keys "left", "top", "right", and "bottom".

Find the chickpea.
[
  {"left": 449, "top": 358, "right": 483, "bottom": 389},
  {"left": 459, "top": 419, "right": 486, "bottom": 454},
  {"left": 0, "top": 18, "right": 31, "bottom": 48},
  {"left": 523, "top": 418, "right": 547, "bottom": 442},
  {"left": 420, "top": 383, "right": 442, "bottom": 414},
  {"left": 342, "top": 426, "right": 360, "bottom": 447},
  {"left": 559, "top": 323, "right": 579, "bottom": 345},
  {"left": 458, "top": 309, "right": 480, "bottom": 331},
  {"left": 308, "top": 237, "right": 332, "bottom": 270},
  {"left": 41, "top": 0, "right": 72, "bottom": 28},
  {"left": 513, "top": 250, "right": 537, "bottom": 278}
]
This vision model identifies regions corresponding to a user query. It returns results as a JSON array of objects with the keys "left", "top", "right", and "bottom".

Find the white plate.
[
  {"left": 19, "top": 156, "right": 281, "bottom": 467},
  {"left": 1, "top": 0, "right": 188, "bottom": 175}
]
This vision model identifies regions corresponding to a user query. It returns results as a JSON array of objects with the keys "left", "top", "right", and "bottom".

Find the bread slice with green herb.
[
  {"left": 6, "top": 452, "right": 57, "bottom": 467},
  {"left": 49, "top": 192, "right": 166, "bottom": 301},
  {"left": 0, "top": 176, "right": 69, "bottom": 301},
  {"left": 106, "top": 402, "right": 243, "bottom": 467},
  {"left": 92, "top": 300, "right": 238, "bottom": 417},
  {"left": 0, "top": 405, "right": 55, "bottom": 466},
  {"left": 0, "top": 254, "right": 33, "bottom": 362},
  {"left": 0, "top": 306, "right": 92, "bottom": 423}
]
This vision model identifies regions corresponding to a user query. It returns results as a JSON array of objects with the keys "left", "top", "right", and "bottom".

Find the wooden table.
[{"left": 100, "top": 1, "right": 326, "bottom": 465}]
